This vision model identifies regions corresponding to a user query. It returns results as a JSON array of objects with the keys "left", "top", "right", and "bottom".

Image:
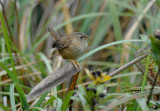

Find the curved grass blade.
[
  {"left": 38, "top": 52, "right": 53, "bottom": 73},
  {"left": 77, "top": 39, "right": 143, "bottom": 62}
]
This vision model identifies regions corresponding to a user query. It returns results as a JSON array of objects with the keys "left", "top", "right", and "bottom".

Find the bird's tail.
[{"left": 48, "top": 26, "right": 61, "bottom": 41}]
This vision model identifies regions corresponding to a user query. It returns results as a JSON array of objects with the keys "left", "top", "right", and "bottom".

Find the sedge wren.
[{"left": 48, "top": 27, "right": 91, "bottom": 59}]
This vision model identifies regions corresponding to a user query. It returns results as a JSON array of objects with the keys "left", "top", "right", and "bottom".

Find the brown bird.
[{"left": 48, "top": 27, "right": 91, "bottom": 59}]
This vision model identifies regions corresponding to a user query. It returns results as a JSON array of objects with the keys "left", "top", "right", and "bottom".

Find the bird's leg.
[
  {"left": 67, "top": 59, "right": 81, "bottom": 92},
  {"left": 69, "top": 59, "right": 81, "bottom": 70}
]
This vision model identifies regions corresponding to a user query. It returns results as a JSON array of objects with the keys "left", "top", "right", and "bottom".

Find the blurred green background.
[{"left": 0, "top": 0, "right": 160, "bottom": 111}]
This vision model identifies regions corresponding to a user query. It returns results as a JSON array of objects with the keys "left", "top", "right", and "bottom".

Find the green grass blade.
[
  {"left": 0, "top": 10, "right": 17, "bottom": 78},
  {"left": 61, "top": 91, "right": 74, "bottom": 111},
  {"left": 42, "top": 95, "right": 56, "bottom": 107},
  {"left": 34, "top": 91, "right": 50, "bottom": 107},
  {"left": 15, "top": 83, "right": 29, "bottom": 109},
  {"left": 35, "top": 55, "right": 48, "bottom": 78},
  {"left": 77, "top": 39, "right": 143, "bottom": 62},
  {"left": 10, "top": 83, "right": 16, "bottom": 111},
  {"left": 109, "top": 2, "right": 122, "bottom": 41},
  {"left": 38, "top": 52, "right": 53, "bottom": 73}
]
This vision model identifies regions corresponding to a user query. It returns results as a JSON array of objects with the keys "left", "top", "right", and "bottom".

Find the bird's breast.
[{"left": 59, "top": 41, "right": 87, "bottom": 59}]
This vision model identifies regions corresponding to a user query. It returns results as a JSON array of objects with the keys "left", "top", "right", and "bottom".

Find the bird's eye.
[{"left": 79, "top": 36, "right": 83, "bottom": 39}]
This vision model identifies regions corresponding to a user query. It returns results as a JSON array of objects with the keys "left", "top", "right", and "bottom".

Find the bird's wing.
[
  {"left": 53, "top": 41, "right": 69, "bottom": 50},
  {"left": 53, "top": 37, "right": 71, "bottom": 50},
  {"left": 57, "top": 37, "right": 72, "bottom": 49}
]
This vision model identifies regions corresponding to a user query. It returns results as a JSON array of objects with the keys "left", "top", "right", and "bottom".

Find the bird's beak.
[{"left": 86, "top": 35, "right": 92, "bottom": 39}]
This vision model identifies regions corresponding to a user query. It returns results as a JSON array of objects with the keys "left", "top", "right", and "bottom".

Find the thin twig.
[{"left": 109, "top": 53, "right": 148, "bottom": 77}]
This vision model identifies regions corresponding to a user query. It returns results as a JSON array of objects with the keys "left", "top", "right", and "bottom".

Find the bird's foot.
[{"left": 68, "top": 59, "right": 81, "bottom": 70}]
